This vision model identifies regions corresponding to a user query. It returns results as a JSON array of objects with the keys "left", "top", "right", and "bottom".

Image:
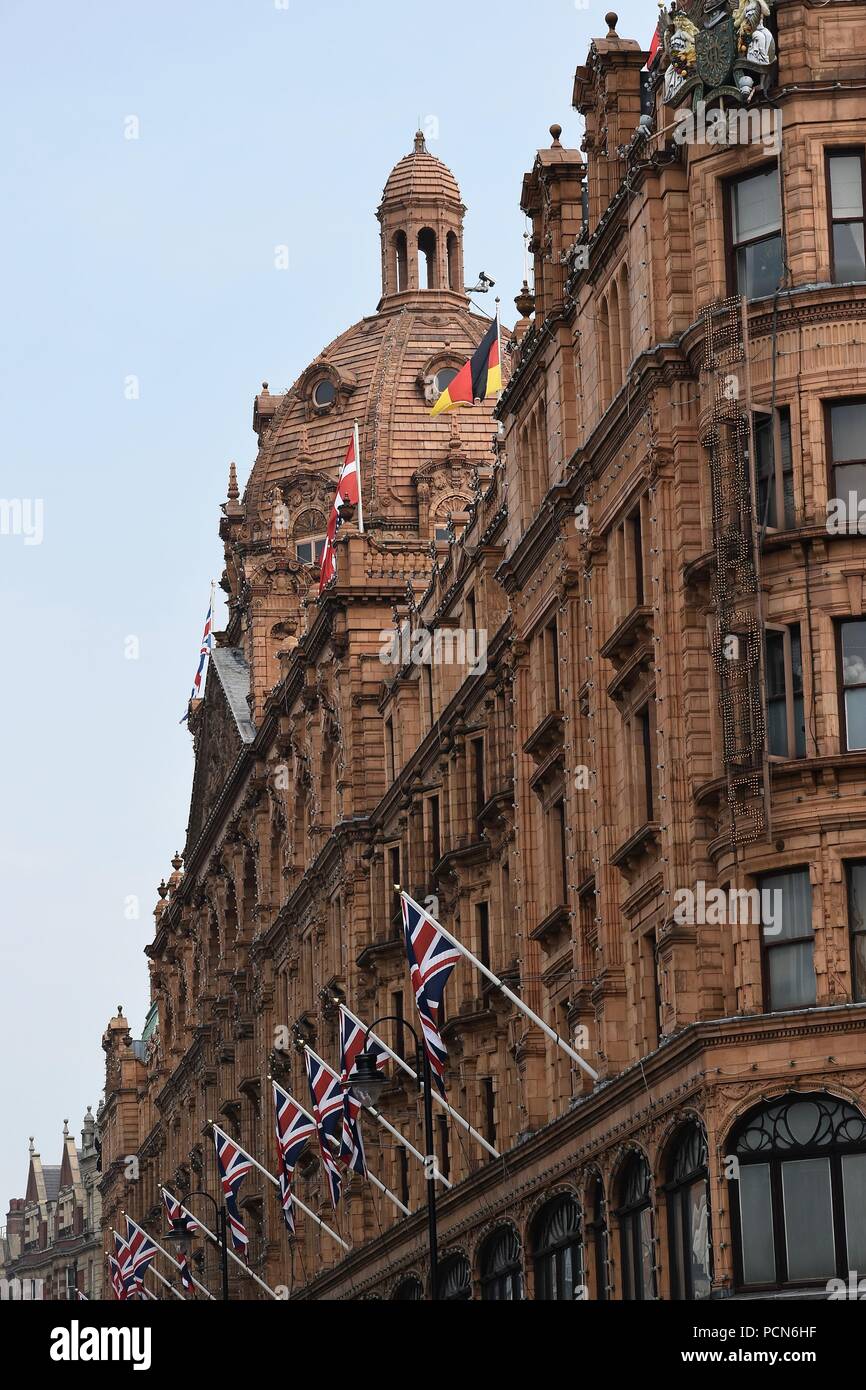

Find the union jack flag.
[
  {"left": 112, "top": 1231, "right": 134, "bottom": 1299},
  {"left": 272, "top": 1080, "right": 315, "bottom": 1236},
  {"left": 108, "top": 1252, "right": 126, "bottom": 1301},
  {"left": 401, "top": 893, "right": 461, "bottom": 1096},
  {"left": 162, "top": 1187, "right": 200, "bottom": 1236},
  {"left": 124, "top": 1216, "right": 158, "bottom": 1294},
  {"left": 180, "top": 590, "right": 215, "bottom": 721},
  {"left": 178, "top": 1251, "right": 195, "bottom": 1295},
  {"left": 213, "top": 1131, "right": 253, "bottom": 1255},
  {"left": 339, "top": 1007, "right": 388, "bottom": 1173},
  {"left": 304, "top": 1049, "right": 344, "bottom": 1209}
]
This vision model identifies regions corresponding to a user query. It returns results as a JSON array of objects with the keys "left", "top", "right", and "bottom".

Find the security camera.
[{"left": 478, "top": 271, "right": 495, "bottom": 287}]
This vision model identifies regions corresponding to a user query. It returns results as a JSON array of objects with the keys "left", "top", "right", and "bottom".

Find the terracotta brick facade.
[{"left": 103, "top": 4, "right": 866, "bottom": 1301}]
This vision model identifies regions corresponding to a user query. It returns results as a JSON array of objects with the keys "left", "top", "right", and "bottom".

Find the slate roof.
[
  {"left": 210, "top": 647, "right": 256, "bottom": 744},
  {"left": 42, "top": 1167, "right": 61, "bottom": 1202}
]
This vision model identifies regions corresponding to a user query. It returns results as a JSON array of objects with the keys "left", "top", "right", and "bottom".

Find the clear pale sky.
[{"left": 0, "top": 0, "right": 646, "bottom": 1215}]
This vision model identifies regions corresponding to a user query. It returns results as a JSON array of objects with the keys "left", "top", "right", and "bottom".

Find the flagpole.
[
  {"left": 160, "top": 1179, "right": 283, "bottom": 1298},
  {"left": 354, "top": 421, "right": 364, "bottom": 533},
  {"left": 268, "top": 1079, "right": 411, "bottom": 1218},
  {"left": 204, "top": 1128, "right": 352, "bottom": 1254},
  {"left": 299, "top": 1041, "right": 452, "bottom": 1190},
  {"left": 335, "top": 999, "right": 500, "bottom": 1159},
  {"left": 121, "top": 1212, "right": 216, "bottom": 1301},
  {"left": 401, "top": 891, "right": 599, "bottom": 1081},
  {"left": 495, "top": 297, "right": 502, "bottom": 402}
]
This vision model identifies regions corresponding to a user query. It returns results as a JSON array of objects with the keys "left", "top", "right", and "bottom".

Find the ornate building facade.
[
  {"left": 103, "top": 1, "right": 866, "bottom": 1300},
  {"left": 2, "top": 1114, "right": 103, "bottom": 1300}
]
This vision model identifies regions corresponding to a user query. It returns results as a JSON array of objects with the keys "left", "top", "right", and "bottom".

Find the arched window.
[
  {"left": 294, "top": 509, "right": 328, "bottom": 565},
  {"left": 434, "top": 367, "right": 458, "bottom": 400},
  {"left": 532, "top": 1194, "right": 583, "bottom": 1300},
  {"left": 438, "top": 1252, "right": 472, "bottom": 1301},
  {"left": 616, "top": 1152, "right": 655, "bottom": 1300},
  {"left": 618, "top": 265, "right": 631, "bottom": 377},
  {"left": 391, "top": 1276, "right": 423, "bottom": 1301},
  {"left": 585, "top": 1174, "right": 608, "bottom": 1300},
  {"left": 479, "top": 1226, "right": 523, "bottom": 1301},
  {"left": 730, "top": 1092, "right": 866, "bottom": 1292},
  {"left": 608, "top": 279, "right": 622, "bottom": 396},
  {"left": 598, "top": 295, "right": 612, "bottom": 410},
  {"left": 394, "top": 231, "right": 408, "bottom": 293},
  {"left": 665, "top": 1123, "right": 712, "bottom": 1300},
  {"left": 418, "top": 228, "right": 437, "bottom": 289},
  {"left": 447, "top": 230, "right": 459, "bottom": 289}
]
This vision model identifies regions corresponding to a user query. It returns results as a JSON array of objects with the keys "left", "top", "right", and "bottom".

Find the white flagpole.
[
  {"left": 205, "top": 1123, "right": 352, "bottom": 1252},
  {"left": 268, "top": 1078, "right": 411, "bottom": 1218},
  {"left": 121, "top": 1211, "right": 216, "bottom": 1301},
  {"left": 145, "top": 1265, "right": 184, "bottom": 1301},
  {"left": 495, "top": 298, "right": 502, "bottom": 402},
  {"left": 401, "top": 891, "right": 599, "bottom": 1081},
  {"left": 354, "top": 421, "right": 364, "bottom": 533},
  {"left": 336, "top": 999, "right": 501, "bottom": 1159},
  {"left": 300, "top": 1041, "right": 452, "bottom": 1190},
  {"left": 159, "top": 1179, "right": 283, "bottom": 1298}
]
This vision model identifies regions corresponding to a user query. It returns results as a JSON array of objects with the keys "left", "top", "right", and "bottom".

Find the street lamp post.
[
  {"left": 345, "top": 1016, "right": 439, "bottom": 1300},
  {"left": 164, "top": 1189, "right": 230, "bottom": 1301}
]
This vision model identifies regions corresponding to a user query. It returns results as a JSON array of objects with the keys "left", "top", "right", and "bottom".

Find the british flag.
[
  {"left": 108, "top": 1252, "right": 126, "bottom": 1301},
  {"left": 112, "top": 1231, "right": 134, "bottom": 1299},
  {"left": 180, "top": 591, "right": 215, "bottom": 721},
  {"left": 213, "top": 1131, "right": 253, "bottom": 1255},
  {"left": 162, "top": 1187, "right": 200, "bottom": 1237},
  {"left": 339, "top": 1007, "right": 388, "bottom": 1173},
  {"left": 178, "top": 1251, "right": 195, "bottom": 1295},
  {"left": 272, "top": 1080, "right": 315, "bottom": 1236},
  {"left": 303, "top": 1049, "right": 345, "bottom": 1209},
  {"left": 401, "top": 893, "right": 461, "bottom": 1096},
  {"left": 124, "top": 1216, "right": 158, "bottom": 1294}
]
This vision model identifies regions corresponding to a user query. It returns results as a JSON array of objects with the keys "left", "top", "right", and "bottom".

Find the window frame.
[
  {"left": 836, "top": 616, "right": 866, "bottom": 753},
  {"left": 616, "top": 1154, "right": 656, "bottom": 1301},
  {"left": 724, "top": 164, "right": 783, "bottom": 300},
  {"left": 846, "top": 859, "right": 866, "bottom": 1002},
  {"left": 754, "top": 405, "right": 794, "bottom": 532},
  {"left": 479, "top": 1226, "right": 523, "bottom": 1302},
  {"left": 758, "top": 866, "right": 816, "bottom": 1013},
  {"left": 764, "top": 622, "right": 805, "bottom": 760},
  {"left": 532, "top": 1194, "right": 584, "bottom": 1302},
  {"left": 664, "top": 1123, "right": 713, "bottom": 1301},
  {"left": 825, "top": 147, "right": 866, "bottom": 284},
  {"left": 826, "top": 397, "right": 866, "bottom": 524}
]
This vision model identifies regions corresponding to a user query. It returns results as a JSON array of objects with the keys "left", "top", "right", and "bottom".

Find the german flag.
[{"left": 431, "top": 313, "right": 502, "bottom": 416}]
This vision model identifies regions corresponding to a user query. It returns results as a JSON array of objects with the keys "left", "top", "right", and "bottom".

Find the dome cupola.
[{"left": 377, "top": 132, "right": 467, "bottom": 310}]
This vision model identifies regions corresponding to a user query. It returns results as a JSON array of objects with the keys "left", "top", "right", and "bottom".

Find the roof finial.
[
  {"left": 414, "top": 129, "right": 426, "bottom": 155},
  {"left": 227, "top": 461, "right": 239, "bottom": 503},
  {"left": 29, "top": 1136, "right": 35, "bottom": 1155},
  {"left": 550, "top": 124, "right": 563, "bottom": 148},
  {"left": 605, "top": 11, "right": 618, "bottom": 35},
  {"left": 63, "top": 1119, "right": 69, "bottom": 1137}
]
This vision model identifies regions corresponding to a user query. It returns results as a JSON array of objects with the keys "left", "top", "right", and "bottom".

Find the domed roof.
[
  {"left": 245, "top": 303, "right": 501, "bottom": 526},
  {"left": 380, "top": 132, "right": 462, "bottom": 208}
]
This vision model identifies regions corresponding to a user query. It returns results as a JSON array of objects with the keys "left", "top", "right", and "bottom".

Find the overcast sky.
[{"left": 0, "top": 0, "right": 647, "bottom": 1215}]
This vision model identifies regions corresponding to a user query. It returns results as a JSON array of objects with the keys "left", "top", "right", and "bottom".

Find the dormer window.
[
  {"left": 313, "top": 378, "right": 337, "bottom": 409},
  {"left": 434, "top": 367, "right": 458, "bottom": 399},
  {"left": 294, "top": 509, "right": 328, "bottom": 565},
  {"left": 296, "top": 536, "right": 326, "bottom": 564}
]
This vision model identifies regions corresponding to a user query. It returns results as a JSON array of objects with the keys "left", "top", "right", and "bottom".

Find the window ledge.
[
  {"left": 600, "top": 605, "right": 654, "bottom": 669},
  {"left": 530, "top": 904, "right": 571, "bottom": 946},
  {"left": 610, "top": 821, "right": 661, "bottom": 872}
]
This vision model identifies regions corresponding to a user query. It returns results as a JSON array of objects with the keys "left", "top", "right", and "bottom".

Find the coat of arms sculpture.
[{"left": 657, "top": 0, "right": 777, "bottom": 109}]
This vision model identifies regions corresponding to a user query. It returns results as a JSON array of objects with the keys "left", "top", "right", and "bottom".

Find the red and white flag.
[{"left": 319, "top": 426, "right": 363, "bottom": 593}]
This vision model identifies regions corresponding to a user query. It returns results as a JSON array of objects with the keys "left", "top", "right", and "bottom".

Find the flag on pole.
[
  {"left": 178, "top": 1251, "right": 195, "bottom": 1296},
  {"left": 319, "top": 429, "right": 363, "bottom": 593},
  {"left": 213, "top": 1131, "right": 253, "bottom": 1255},
  {"left": 112, "top": 1231, "right": 134, "bottom": 1299},
  {"left": 430, "top": 314, "right": 501, "bottom": 416},
  {"left": 180, "top": 586, "right": 216, "bottom": 722},
  {"left": 647, "top": 13, "right": 662, "bottom": 66},
  {"left": 401, "top": 893, "right": 461, "bottom": 1095},
  {"left": 76, "top": 1289, "right": 88, "bottom": 1301},
  {"left": 162, "top": 1187, "right": 200, "bottom": 1236},
  {"left": 339, "top": 1006, "right": 387, "bottom": 1171},
  {"left": 108, "top": 1253, "right": 126, "bottom": 1301},
  {"left": 304, "top": 1049, "right": 345, "bottom": 1209},
  {"left": 124, "top": 1216, "right": 158, "bottom": 1294},
  {"left": 272, "top": 1080, "right": 316, "bottom": 1236}
]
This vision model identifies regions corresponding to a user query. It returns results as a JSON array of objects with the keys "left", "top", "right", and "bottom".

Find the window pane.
[
  {"left": 834, "top": 462, "right": 866, "bottom": 514},
  {"left": 831, "top": 403, "right": 866, "bottom": 462},
  {"left": 733, "top": 168, "right": 781, "bottom": 242},
  {"left": 842, "top": 1153, "right": 866, "bottom": 1270},
  {"left": 688, "top": 1180, "right": 712, "bottom": 1301},
  {"left": 670, "top": 1195, "right": 685, "bottom": 1299},
  {"left": 767, "top": 699, "right": 788, "bottom": 756},
  {"left": 762, "top": 868, "right": 812, "bottom": 941},
  {"left": 739, "top": 1164, "right": 776, "bottom": 1285},
  {"left": 833, "top": 222, "right": 866, "bottom": 282},
  {"left": 769, "top": 941, "right": 817, "bottom": 1009},
  {"left": 780, "top": 411, "right": 795, "bottom": 527},
  {"left": 830, "top": 155, "right": 864, "bottom": 219},
  {"left": 766, "top": 631, "right": 786, "bottom": 697},
  {"left": 639, "top": 1207, "right": 655, "bottom": 1299},
  {"left": 737, "top": 236, "right": 783, "bottom": 299},
  {"left": 845, "top": 687, "right": 866, "bottom": 751},
  {"left": 782, "top": 1158, "right": 836, "bottom": 1280}
]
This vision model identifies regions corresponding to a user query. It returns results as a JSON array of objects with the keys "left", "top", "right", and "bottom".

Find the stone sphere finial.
[
  {"left": 605, "top": 11, "right": 618, "bottom": 34},
  {"left": 550, "top": 124, "right": 563, "bottom": 147}
]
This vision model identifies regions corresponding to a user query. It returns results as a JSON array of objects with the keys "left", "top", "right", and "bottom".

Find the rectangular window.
[
  {"left": 482, "top": 1077, "right": 496, "bottom": 1146},
  {"left": 428, "top": 794, "right": 441, "bottom": 868},
  {"left": 629, "top": 506, "right": 644, "bottom": 606},
  {"left": 476, "top": 900, "right": 490, "bottom": 968},
  {"left": 388, "top": 845, "right": 402, "bottom": 937},
  {"left": 545, "top": 800, "right": 568, "bottom": 910},
  {"left": 545, "top": 620, "right": 561, "bottom": 712},
  {"left": 438, "top": 1115, "right": 450, "bottom": 1181},
  {"left": 739, "top": 1164, "right": 776, "bottom": 1286},
  {"left": 755, "top": 407, "right": 794, "bottom": 530},
  {"left": 466, "top": 588, "right": 477, "bottom": 634},
  {"left": 828, "top": 399, "right": 866, "bottom": 516},
  {"left": 765, "top": 624, "right": 805, "bottom": 758},
  {"left": 839, "top": 618, "right": 866, "bottom": 751},
  {"left": 385, "top": 717, "right": 396, "bottom": 781},
  {"left": 846, "top": 861, "right": 866, "bottom": 1002},
  {"left": 759, "top": 867, "right": 816, "bottom": 1011},
  {"left": 398, "top": 1148, "right": 410, "bottom": 1209},
  {"left": 827, "top": 150, "right": 866, "bottom": 283},
  {"left": 727, "top": 166, "right": 783, "bottom": 299},
  {"left": 471, "top": 737, "right": 485, "bottom": 820},
  {"left": 424, "top": 663, "right": 435, "bottom": 726},
  {"left": 636, "top": 703, "right": 656, "bottom": 824}
]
